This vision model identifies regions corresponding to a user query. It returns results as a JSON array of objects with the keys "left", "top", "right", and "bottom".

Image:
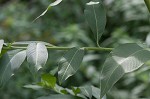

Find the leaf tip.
[{"left": 86, "top": 1, "right": 100, "bottom": 5}]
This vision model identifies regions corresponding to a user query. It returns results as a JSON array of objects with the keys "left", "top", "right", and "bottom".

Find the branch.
[{"left": 3, "top": 46, "right": 113, "bottom": 52}]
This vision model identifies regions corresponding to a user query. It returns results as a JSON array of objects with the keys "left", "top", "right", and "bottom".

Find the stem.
[
  {"left": 2, "top": 46, "right": 113, "bottom": 52},
  {"left": 144, "top": 0, "right": 150, "bottom": 12}
]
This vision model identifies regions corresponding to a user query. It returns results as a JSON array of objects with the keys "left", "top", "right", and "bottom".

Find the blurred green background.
[{"left": 0, "top": 0, "right": 150, "bottom": 99}]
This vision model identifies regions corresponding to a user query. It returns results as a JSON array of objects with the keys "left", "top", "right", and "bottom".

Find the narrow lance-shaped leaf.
[
  {"left": 0, "top": 53, "right": 11, "bottom": 88},
  {"left": 92, "top": 86, "right": 106, "bottom": 99},
  {"left": 80, "top": 86, "right": 92, "bottom": 99},
  {"left": 33, "top": 0, "right": 62, "bottom": 22},
  {"left": 23, "top": 84, "right": 43, "bottom": 90},
  {"left": 58, "top": 47, "right": 85, "bottom": 84},
  {"left": 0, "top": 40, "right": 4, "bottom": 54},
  {"left": 100, "top": 43, "right": 150, "bottom": 98},
  {"left": 0, "top": 50, "right": 26, "bottom": 87},
  {"left": 9, "top": 50, "right": 26, "bottom": 74},
  {"left": 27, "top": 43, "right": 48, "bottom": 71},
  {"left": 84, "top": 0, "right": 106, "bottom": 45}
]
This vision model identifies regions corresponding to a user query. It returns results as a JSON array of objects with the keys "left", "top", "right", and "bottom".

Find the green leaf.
[
  {"left": 80, "top": 86, "right": 92, "bottom": 99},
  {"left": 100, "top": 43, "right": 150, "bottom": 98},
  {"left": 33, "top": 0, "right": 62, "bottom": 22},
  {"left": 23, "top": 84, "right": 43, "bottom": 90},
  {"left": 0, "top": 40, "right": 4, "bottom": 54},
  {"left": 37, "top": 94, "right": 82, "bottom": 99},
  {"left": 92, "top": 86, "right": 106, "bottom": 99},
  {"left": 0, "top": 53, "right": 11, "bottom": 88},
  {"left": 8, "top": 50, "right": 26, "bottom": 74},
  {"left": 58, "top": 47, "right": 85, "bottom": 84},
  {"left": 41, "top": 73, "right": 56, "bottom": 89},
  {"left": 92, "top": 86, "right": 100, "bottom": 99},
  {"left": 27, "top": 43, "right": 48, "bottom": 71},
  {"left": 84, "top": 0, "right": 106, "bottom": 45},
  {"left": 0, "top": 50, "right": 26, "bottom": 87}
]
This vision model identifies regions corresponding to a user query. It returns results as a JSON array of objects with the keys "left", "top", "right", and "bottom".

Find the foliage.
[
  {"left": 84, "top": 0, "right": 106, "bottom": 46},
  {"left": 0, "top": 0, "right": 150, "bottom": 99}
]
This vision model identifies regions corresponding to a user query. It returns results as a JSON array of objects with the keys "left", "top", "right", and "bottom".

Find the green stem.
[
  {"left": 144, "top": 0, "right": 150, "bottom": 12},
  {"left": 2, "top": 46, "right": 113, "bottom": 52}
]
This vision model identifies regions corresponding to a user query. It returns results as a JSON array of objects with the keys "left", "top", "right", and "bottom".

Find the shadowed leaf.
[
  {"left": 100, "top": 43, "right": 150, "bottom": 98},
  {"left": 58, "top": 47, "right": 84, "bottom": 84},
  {"left": 80, "top": 86, "right": 92, "bottom": 99},
  {"left": 0, "top": 50, "right": 26, "bottom": 87},
  {"left": 84, "top": 0, "right": 106, "bottom": 45}
]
